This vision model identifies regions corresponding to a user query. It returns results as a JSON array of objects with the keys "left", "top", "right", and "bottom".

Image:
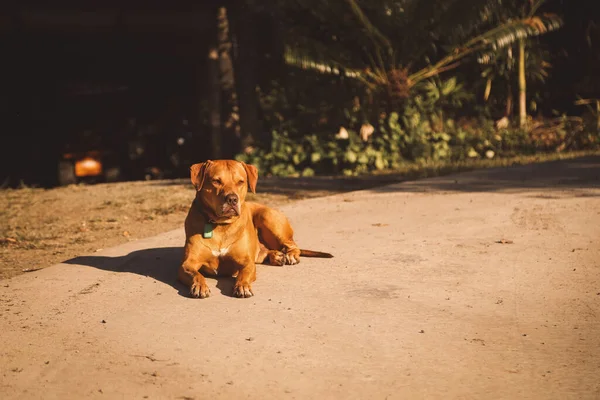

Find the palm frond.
[
  {"left": 477, "top": 13, "right": 563, "bottom": 64},
  {"left": 282, "top": 1, "right": 564, "bottom": 100},
  {"left": 345, "top": 0, "right": 393, "bottom": 56},
  {"left": 283, "top": 45, "right": 363, "bottom": 79},
  {"left": 529, "top": 0, "right": 549, "bottom": 17},
  {"left": 426, "top": 0, "right": 506, "bottom": 44}
]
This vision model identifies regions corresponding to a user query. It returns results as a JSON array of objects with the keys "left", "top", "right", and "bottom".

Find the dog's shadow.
[{"left": 64, "top": 247, "right": 235, "bottom": 298}]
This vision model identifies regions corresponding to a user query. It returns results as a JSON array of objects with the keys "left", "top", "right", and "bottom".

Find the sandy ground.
[{"left": 1, "top": 156, "right": 599, "bottom": 399}]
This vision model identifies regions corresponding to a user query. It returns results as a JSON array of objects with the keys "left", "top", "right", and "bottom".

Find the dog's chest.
[
  {"left": 210, "top": 246, "right": 231, "bottom": 257},
  {"left": 202, "top": 245, "right": 235, "bottom": 276}
]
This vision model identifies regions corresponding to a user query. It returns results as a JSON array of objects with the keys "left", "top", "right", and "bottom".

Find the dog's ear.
[
  {"left": 240, "top": 162, "right": 258, "bottom": 194},
  {"left": 190, "top": 161, "right": 212, "bottom": 190}
]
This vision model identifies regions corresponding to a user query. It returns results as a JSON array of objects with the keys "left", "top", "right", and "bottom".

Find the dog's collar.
[
  {"left": 196, "top": 201, "right": 216, "bottom": 239},
  {"left": 193, "top": 199, "right": 219, "bottom": 223},
  {"left": 203, "top": 222, "right": 214, "bottom": 238}
]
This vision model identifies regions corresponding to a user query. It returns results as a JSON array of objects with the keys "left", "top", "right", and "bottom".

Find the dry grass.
[{"left": 0, "top": 180, "right": 309, "bottom": 280}]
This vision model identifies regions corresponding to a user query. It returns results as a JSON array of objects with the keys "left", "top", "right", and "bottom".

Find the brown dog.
[{"left": 178, "top": 160, "right": 333, "bottom": 298}]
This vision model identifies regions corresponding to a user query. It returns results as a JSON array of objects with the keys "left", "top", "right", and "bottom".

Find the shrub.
[{"left": 238, "top": 78, "right": 599, "bottom": 177}]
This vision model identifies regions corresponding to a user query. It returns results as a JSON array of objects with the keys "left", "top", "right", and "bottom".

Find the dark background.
[{"left": 0, "top": 0, "right": 598, "bottom": 187}]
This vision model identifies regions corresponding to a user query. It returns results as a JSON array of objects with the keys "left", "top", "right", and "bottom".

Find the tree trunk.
[
  {"left": 505, "top": 83, "right": 513, "bottom": 117},
  {"left": 217, "top": 6, "right": 240, "bottom": 157},
  {"left": 518, "top": 39, "right": 527, "bottom": 128},
  {"left": 207, "top": 46, "right": 222, "bottom": 159},
  {"left": 596, "top": 100, "right": 600, "bottom": 132},
  {"left": 483, "top": 78, "right": 492, "bottom": 102},
  {"left": 232, "top": 6, "right": 260, "bottom": 151}
]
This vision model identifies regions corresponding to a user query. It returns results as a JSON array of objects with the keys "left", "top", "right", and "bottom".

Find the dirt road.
[{"left": 1, "top": 157, "right": 599, "bottom": 399}]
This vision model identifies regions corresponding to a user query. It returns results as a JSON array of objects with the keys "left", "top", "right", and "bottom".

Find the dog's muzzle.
[{"left": 221, "top": 194, "right": 240, "bottom": 216}]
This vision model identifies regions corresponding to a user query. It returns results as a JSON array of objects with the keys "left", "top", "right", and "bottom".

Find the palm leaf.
[
  {"left": 284, "top": 46, "right": 361, "bottom": 78},
  {"left": 281, "top": 2, "right": 563, "bottom": 95},
  {"left": 345, "top": 0, "right": 393, "bottom": 56},
  {"left": 477, "top": 13, "right": 563, "bottom": 64}
]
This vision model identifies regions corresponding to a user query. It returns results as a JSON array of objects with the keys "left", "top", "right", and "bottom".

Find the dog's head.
[{"left": 190, "top": 160, "right": 258, "bottom": 223}]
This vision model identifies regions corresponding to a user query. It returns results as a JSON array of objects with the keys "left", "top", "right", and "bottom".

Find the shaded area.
[
  {"left": 156, "top": 155, "right": 600, "bottom": 197},
  {"left": 154, "top": 174, "right": 409, "bottom": 196},
  {"left": 64, "top": 247, "right": 234, "bottom": 298},
  {"left": 371, "top": 156, "right": 600, "bottom": 195}
]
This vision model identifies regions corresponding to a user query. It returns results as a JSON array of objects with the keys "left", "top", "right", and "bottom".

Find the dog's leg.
[
  {"left": 254, "top": 206, "right": 301, "bottom": 265},
  {"left": 256, "top": 242, "right": 286, "bottom": 266},
  {"left": 178, "top": 260, "right": 211, "bottom": 298},
  {"left": 232, "top": 259, "right": 256, "bottom": 298}
]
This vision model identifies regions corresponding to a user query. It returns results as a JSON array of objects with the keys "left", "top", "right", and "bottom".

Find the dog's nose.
[{"left": 226, "top": 194, "right": 239, "bottom": 206}]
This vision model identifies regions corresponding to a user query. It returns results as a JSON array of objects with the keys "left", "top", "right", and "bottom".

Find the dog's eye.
[
  {"left": 238, "top": 180, "right": 245, "bottom": 185},
  {"left": 212, "top": 178, "right": 222, "bottom": 185}
]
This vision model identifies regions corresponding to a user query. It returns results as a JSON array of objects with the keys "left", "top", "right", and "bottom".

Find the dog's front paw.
[
  {"left": 190, "top": 281, "right": 211, "bottom": 299},
  {"left": 233, "top": 283, "right": 254, "bottom": 298}
]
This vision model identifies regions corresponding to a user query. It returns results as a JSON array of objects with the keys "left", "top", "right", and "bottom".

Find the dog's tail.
[{"left": 300, "top": 249, "right": 334, "bottom": 258}]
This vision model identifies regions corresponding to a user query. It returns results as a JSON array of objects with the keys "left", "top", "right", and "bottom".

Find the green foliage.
[
  {"left": 236, "top": 0, "right": 596, "bottom": 178},
  {"left": 238, "top": 74, "right": 599, "bottom": 177}
]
